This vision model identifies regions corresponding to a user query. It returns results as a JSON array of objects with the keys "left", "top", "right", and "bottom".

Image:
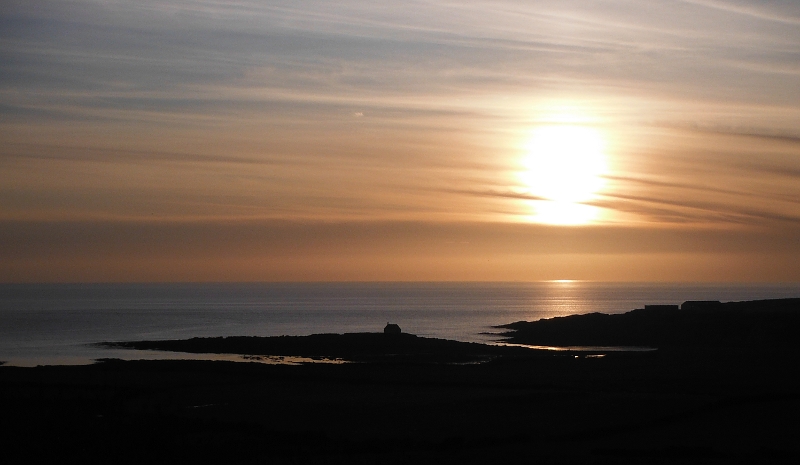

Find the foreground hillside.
[{"left": 2, "top": 298, "right": 799, "bottom": 464}]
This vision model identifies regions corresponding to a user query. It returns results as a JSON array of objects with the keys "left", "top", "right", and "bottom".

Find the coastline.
[
  {"left": 3, "top": 298, "right": 799, "bottom": 463},
  {"left": 4, "top": 282, "right": 800, "bottom": 367}
]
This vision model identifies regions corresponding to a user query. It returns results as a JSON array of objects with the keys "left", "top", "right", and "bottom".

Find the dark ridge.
[
  {"left": 102, "top": 332, "right": 531, "bottom": 364},
  {"left": 497, "top": 298, "right": 800, "bottom": 349}
]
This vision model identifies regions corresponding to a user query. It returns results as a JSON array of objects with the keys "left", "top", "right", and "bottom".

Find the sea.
[{"left": 2, "top": 282, "right": 799, "bottom": 367}]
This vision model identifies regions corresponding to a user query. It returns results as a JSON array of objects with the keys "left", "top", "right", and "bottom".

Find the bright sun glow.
[{"left": 520, "top": 125, "right": 608, "bottom": 225}]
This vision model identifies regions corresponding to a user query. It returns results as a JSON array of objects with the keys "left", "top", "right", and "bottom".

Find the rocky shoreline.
[{"left": 3, "top": 298, "right": 799, "bottom": 464}]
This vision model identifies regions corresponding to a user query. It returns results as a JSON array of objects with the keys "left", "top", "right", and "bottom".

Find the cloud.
[
  {"left": 594, "top": 192, "right": 800, "bottom": 226},
  {"left": 1, "top": 142, "right": 288, "bottom": 165},
  {"left": 678, "top": 0, "right": 800, "bottom": 25},
  {"left": 1, "top": 1, "right": 799, "bottom": 276},
  {"left": 3, "top": 0, "right": 799, "bottom": 120},
  {"left": 441, "top": 188, "right": 549, "bottom": 202},
  {"left": 2, "top": 218, "right": 798, "bottom": 262},
  {"left": 2, "top": 218, "right": 798, "bottom": 282}
]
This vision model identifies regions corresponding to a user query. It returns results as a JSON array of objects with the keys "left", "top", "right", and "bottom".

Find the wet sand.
[{"left": 2, "top": 299, "right": 799, "bottom": 464}]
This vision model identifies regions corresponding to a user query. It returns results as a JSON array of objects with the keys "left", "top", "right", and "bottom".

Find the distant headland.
[
  {"left": 103, "top": 332, "right": 516, "bottom": 364},
  {"left": 101, "top": 298, "right": 800, "bottom": 363},
  {"left": 497, "top": 298, "right": 800, "bottom": 350}
]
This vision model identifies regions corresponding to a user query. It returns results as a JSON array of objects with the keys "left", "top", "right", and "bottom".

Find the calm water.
[{"left": 2, "top": 282, "right": 799, "bottom": 366}]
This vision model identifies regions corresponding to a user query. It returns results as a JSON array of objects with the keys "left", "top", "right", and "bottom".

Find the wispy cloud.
[
  {"left": 594, "top": 191, "right": 800, "bottom": 226},
  {"left": 2, "top": 1, "right": 800, "bottom": 281},
  {"left": 1, "top": 142, "right": 289, "bottom": 165},
  {"left": 679, "top": 0, "right": 800, "bottom": 25},
  {"left": 4, "top": 1, "right": 798, "bottom": 118}
]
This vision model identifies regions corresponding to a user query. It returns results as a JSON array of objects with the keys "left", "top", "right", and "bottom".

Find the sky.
[{"left": 1, "top": 0, "right": 799, "bottom": 282}]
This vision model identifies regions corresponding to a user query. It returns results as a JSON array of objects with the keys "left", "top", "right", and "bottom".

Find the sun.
[{"left": 520, "top": 125, "right": 607, "bottom": 225}]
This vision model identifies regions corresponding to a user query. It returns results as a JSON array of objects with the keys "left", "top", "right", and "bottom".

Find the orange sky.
[{"left": 1, "top": 1, "right": 799, "bottom": 282}]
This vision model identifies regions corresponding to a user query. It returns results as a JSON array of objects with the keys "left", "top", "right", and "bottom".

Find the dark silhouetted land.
[
  {"left": 499, "top": 298, "right": 800, "bottom": 349},
  {"left": 103, "top": 332, "right": 525, "bottom": 364},
  {"left": 2, "top": 298, "right": 799, "bottom": 464}
]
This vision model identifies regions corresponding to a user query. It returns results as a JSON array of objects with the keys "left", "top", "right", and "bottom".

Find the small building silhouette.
[{"left": 384, "top": 323, "right": 401, "bottom": 334}]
